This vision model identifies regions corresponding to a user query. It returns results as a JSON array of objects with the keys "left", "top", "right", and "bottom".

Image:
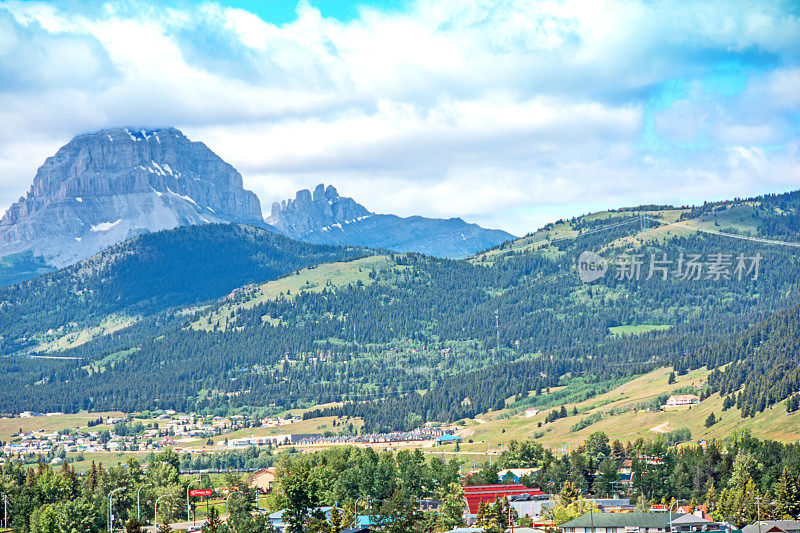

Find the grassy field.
[
  {"left": 608, "top": 324, "right": 671, "bottom": 336},
  {"left": 30, "top": 314, "right": 137, "bottom": 353},
  {"left": 456, "top": 366, "right": 800, "bottom": 454},
  {"left": 0, "top": 411, "right": 125, "bottom": 441}
]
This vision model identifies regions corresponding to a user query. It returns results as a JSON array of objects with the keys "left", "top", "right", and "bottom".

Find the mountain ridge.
[
  {"left": 268, "top": 183, "right": 515, "bottom": 258},
  {"left": 3, "top": 189, "right": 800, "bottom": 422},
  {"left": 0, "top": 222, "right": 368, "bottom": 356}
]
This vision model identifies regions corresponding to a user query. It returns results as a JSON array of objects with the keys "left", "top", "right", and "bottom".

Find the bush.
[
  {"left": 665, "top": 427, "right": 692, "bottom": 445},
  {"left": 570, "top": 413, "right": 603, "bottom": 433}
]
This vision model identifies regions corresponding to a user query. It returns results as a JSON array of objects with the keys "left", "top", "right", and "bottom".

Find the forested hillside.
[
  {"left": 0, "top": 223, "right": 367, "bottom": 355},
  {"left": 2, "top": 191, "right": 800, "bottom": 431},
  {"left": 685, "top": 304, "right": 800, "bottom": 418}
]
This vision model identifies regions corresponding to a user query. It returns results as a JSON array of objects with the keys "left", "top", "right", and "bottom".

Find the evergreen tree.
[
  {"left": 125, "top": 517, "right": 144, "bottom": 533},
  {"left": 202, "top": 506, "right": 223, "bottom": 533},
  {"left": 774, "top": 468, "right": 800, "bottom": 519}
]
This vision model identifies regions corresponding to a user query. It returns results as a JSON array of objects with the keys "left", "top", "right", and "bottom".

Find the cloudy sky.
[{"left": 1, "top": 0, "right": 799, "bottom": 235}]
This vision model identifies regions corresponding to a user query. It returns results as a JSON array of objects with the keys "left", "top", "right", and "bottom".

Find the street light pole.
[
  {"left": 155, "top": 494, "right": 172, "bottom": 533},
  {"left": 354, "top": 495, "right": 371, "bottom": 527},
  {"left": 669, "top": 499, "right": 688, "bottom": 533},
  {"left": 137, "top": 483, "right": 153, "bottom": 522},
  {"left": 187, "top": 477, "right": 201, "bottom": 525},
  {"left": 225, "top": 492, "right": 242, "bottom": 533},
  {"left": 225, "top": 492, "right": 240, "bottom": 515},
  {"left": 107, "top": 487, "right": 124, "bottom": 533},
  {"left": 354, "top": 496, "right": 363, "bottom": 523}
]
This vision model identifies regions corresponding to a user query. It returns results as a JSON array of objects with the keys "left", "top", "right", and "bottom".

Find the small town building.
[
  {"left": 435, "top": 434, "right": 462, "bottom": 446},
  {"left": 498, "top": 468, "right": 540, "bottom": 483},
  {"left": 742, "top": 521, "right": 800, "bottom": 533},
  {"left": 250, "top": 467, "right": 276, "bottom": 494},
  {"left": 462, "top": 484, "right": 547, "bottom": 514},
  {"left": 559, "top": 512, "right": 719, "bottom": 533}
]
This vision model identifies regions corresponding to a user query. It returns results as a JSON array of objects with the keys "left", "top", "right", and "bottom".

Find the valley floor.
[{"left": 4, "top": 366, "right": 799, "bottom": 474}]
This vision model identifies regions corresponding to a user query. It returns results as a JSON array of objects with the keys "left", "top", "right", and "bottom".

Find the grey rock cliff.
[
  {"left": 267, "top": 183, "right": 514, "bottom": 258},
  {"left": 0, "top": 128, "right": 263, "bottom": 267},
  {"left": 268, "top": 184, "right": 370, "bottom": 237}
]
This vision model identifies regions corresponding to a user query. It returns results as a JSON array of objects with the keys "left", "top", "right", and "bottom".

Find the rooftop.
[
  {"left": 560, "top": 512, "right": 708, "bottom": 529},
  {"left": 742, "top": 521, "right": 800, "bottom": 533}
]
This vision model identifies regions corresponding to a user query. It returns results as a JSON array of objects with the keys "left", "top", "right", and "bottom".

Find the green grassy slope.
[{"left": 459, "top": 366, "right": 800, "bottom": 450}]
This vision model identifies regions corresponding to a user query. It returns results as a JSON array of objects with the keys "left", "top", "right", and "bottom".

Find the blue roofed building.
[{"left": 435, "top": 434, "right": 462, "bottom": 446}]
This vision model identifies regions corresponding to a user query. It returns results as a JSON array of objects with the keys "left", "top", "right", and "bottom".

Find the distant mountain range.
[
  {"left": 0, "top": 128, "right": 513, "bottom": 285},
  {"left": 267, "top": 184, "right": 515, "bottom": 258}
]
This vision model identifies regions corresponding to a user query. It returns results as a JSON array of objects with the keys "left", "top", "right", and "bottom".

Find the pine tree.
[
  {"left": 704, "top": 485, "right": 718, "bottom": 515},
  {"left": 125, "top": 518, "right": 144, "bottom": 533},
  {"left": 202, "top": 506, "right": 222, "bottom": 533},
  {"left": 774, "top": 468, "right": 800, "bottom": 519}
]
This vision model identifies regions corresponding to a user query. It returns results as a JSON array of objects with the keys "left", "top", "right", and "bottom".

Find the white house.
[{"left": 665, "top": 395, "right": 700, "bottom": 407}]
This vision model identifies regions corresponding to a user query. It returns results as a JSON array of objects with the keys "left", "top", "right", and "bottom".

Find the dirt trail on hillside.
[{"left": 650, "top": 422, "right": 670, "bottom": 433}]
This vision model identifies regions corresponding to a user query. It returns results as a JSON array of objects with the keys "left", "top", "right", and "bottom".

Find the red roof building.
[{"left": 462, "top": 484, "right": 547, "bottom": 514}]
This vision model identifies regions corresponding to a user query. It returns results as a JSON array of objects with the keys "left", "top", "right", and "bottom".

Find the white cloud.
[{"left": 0, "top": 0, "right": 798, "bottom": 235}]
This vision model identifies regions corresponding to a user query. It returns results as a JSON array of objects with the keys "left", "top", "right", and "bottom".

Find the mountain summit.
[
  {"left": 0, "top": 128, "right": 263, "bottom": 269},
  {"left": 267, "top": 183, "right": 514, "bottom": 258},
  {"left": 268, "top": 184, "right": 371, "bottom": 236}
]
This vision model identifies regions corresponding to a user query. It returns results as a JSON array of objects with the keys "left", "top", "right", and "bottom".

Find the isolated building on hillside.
[{"left": 665, "top": 395, "right": 700, "bottom": 407}]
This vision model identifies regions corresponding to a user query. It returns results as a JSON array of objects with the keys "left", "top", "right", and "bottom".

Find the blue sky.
[
  {"left": 203, "top": 0, "right": 408, "bottom": 24},
  {"left": 0, "top": 0, "right": 798, "bottom": 234}
]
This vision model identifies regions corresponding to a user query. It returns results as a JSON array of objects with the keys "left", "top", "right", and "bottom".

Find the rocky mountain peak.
[
  {"left": 267, "top": 183, "right": 371, "bottom": 237},
  {"left": 0, "top": 127, "right": 264, "bottom": 268},
  {"left": 267, "top": 183, "right": 515, "bottom": 258}
]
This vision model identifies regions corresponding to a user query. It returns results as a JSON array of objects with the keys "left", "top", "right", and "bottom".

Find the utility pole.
[
  {"left": 4, "top": 494, "right": 7, "bottom": 530},
  {"left": 756, "top": 496, "right": 762, "bottom": 533},
  {"left": 494, "top": 310, "right": 499, "bottom": 349}
]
